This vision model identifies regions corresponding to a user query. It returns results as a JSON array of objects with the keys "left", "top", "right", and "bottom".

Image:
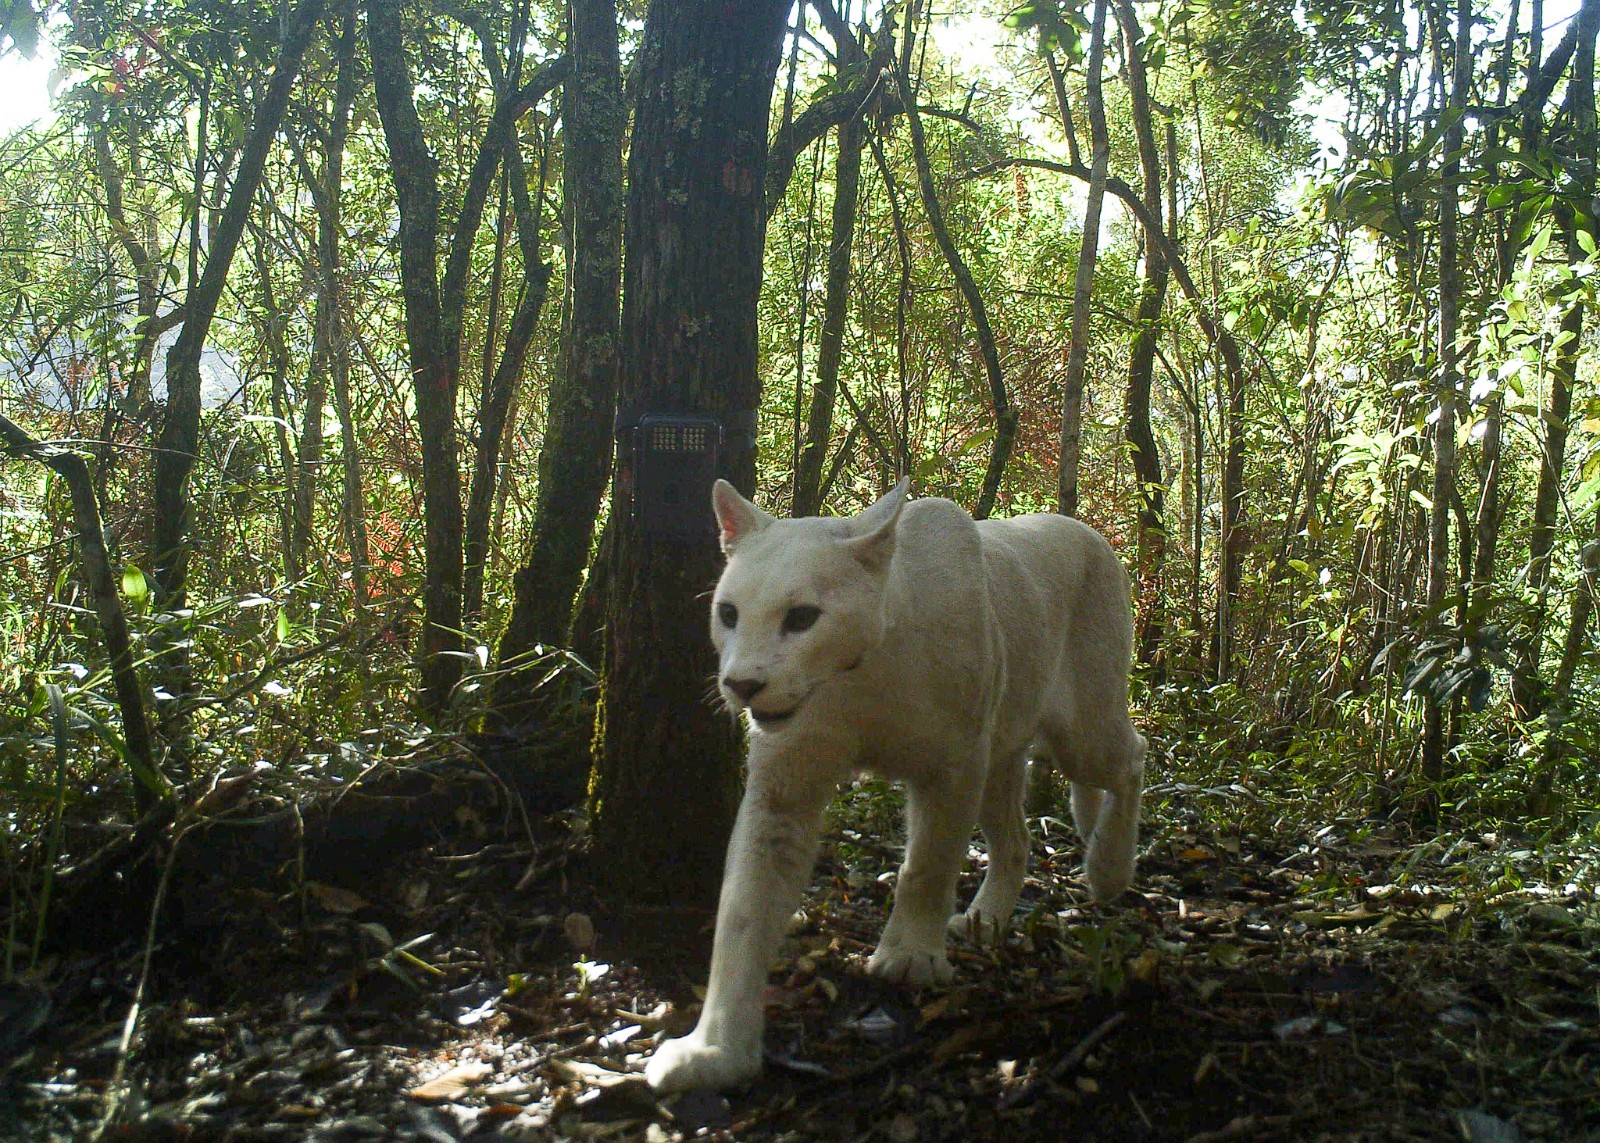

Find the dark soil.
[{"left": 4, "top": 777, "right": 1597, "bottom": 1143}]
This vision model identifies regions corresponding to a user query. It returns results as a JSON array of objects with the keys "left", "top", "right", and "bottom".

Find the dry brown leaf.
[
  {"left": 1128, "top": 948, "right": 1162, "bottom": 983},
  {"left": 408, "top": 1061, "right": 494, "bottom": 1102},
  {"left": 564, "top": 912, "right": 596, "bottom": 952},
  {"left": 931, "top": 1023, "right": 984, "bottom": 1064},
  {"left": 919, "top": 986, "right": 970, "bottom": 1024},
  {"left": 306, "top": 882, "right": 369, "bottom": 915},
  {"left": 188, "top": 771, "right": 255, "bottom": 818}
]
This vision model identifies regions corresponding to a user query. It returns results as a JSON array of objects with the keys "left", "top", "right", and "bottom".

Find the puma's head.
[{"left": 709, "top": 479, "right": 908, "bottom": 731}]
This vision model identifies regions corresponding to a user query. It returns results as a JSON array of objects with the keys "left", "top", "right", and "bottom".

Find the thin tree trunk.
[
  {"left": 366, "top": 0, "right": 464, "bottom": 715},
  {"left": 1534, "top": 499, "right": 1599, "bottom": 816},
  {"left": 148, "top": 0, "right": 325, "bottom": 754},
  {"left": 968, "top": 153, "right": 1247, "bottom": 642},
  {"left": 464, "top": 91, "right": 557, "bottom": 625},
  {"left": 793, "top": 64, "right": 866, "bottom": 516},
  {"left": 291, "top": 8, "right": 359, "bottom": 611},
  {"left": 1058, "top": 0, "right": 1108, "bottom": 519},
  {"left": 367, "top": 7, "right": 565, "bottom": 714},
  {"left": 85, "top": 99, "right": 182, "bottom": 413},
  {"left": 588, "top": 0, "right": 790, "bottom": 911},
  {"left": 1467, "top": 0, "right": 1523, "bottom": 611},
  {"left": 307, "top": 6, "right": 364, "bottom": 609},
  {"left": 1529, "top": 0, "right": 1598, "bottom": 813},
  {"left": 1042, "top": 47, "right": 1081, "bottom": 168},
  {"left": 493, "top": 0, "right": 623, "bottom": 725},
  {"left": 1, "top": 415, "right": 168, "bottom": 813},
  {"left": 331, "top": 290, "right": 370, "bottom": 610},
  {"left": 1114, "top": 0, "right": 1168, "bottom": 663},
  {"left": 150, "top": 0, "right": 325, "bottom": 609},
  {"left": 465, "top": 258, "right": 554, "bottom": 622},
  {"left": 254, "top": 234, "right": 299, "bottom": 584},
  {"left": 892, "top": 49, "right": 1016, "bottom": 518},
  {"left": 1422, "top": 0, "right": 1471, "bottom": 800},
  {"left": 866, "top": 127, "right": 916, "bottom": 479},
  {"left": 1511, "top": 0, "right": 1600, "bottom": 718}
]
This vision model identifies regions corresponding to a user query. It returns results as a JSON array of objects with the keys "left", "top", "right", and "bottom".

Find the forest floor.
[{"left": 4, "top": 768, "right": 1598, "bottom": 1143}]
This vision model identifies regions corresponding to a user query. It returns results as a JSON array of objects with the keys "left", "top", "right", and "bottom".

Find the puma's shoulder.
[
  {"left": 882, "top": 496, "right": 988, "bottom": 618},
  {"left": 978, "top": 512, "right": 1128, "bottom": 593}
]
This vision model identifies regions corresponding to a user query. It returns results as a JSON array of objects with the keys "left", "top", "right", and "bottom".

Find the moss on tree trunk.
[{"left": 588, "top": 0, "right": 790, "bottom": 910}]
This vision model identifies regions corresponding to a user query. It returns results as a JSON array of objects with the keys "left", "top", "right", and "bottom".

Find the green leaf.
[
  {"left": 1526, "top": 223, "right": 1554, "bottom": 263},
  {"left": 1484, "top": 184, "right": 1519, "bottom": 210},
  {"left": 1577, "top": 228, "right": 1597, "bottom": 256},
  {"left": 122, "top": 565, "right": 149, "bottom": 604}
]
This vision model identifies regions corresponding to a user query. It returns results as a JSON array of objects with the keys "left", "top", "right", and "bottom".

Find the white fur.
[{"left": 644, "top": 480, "right": 1146, "bottom": 1093}]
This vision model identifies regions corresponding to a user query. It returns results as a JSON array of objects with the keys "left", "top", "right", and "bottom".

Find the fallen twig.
[{"left": 997, "top": 1008, "right": 1127, "bottom": 1109}]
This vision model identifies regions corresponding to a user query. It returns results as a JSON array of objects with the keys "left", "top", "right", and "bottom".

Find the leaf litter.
[{"left": 3, "top": 786, "right": 1596, "bottom": 1143}]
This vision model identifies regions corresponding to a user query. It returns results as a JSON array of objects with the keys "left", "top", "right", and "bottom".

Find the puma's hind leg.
[
  {"left": 1048, "top": 721, "right": 1146, "bottom": 902},
  {"left": 949, "top": 746, "right": 1030, "bottom": 945},
  {"left": 1080, "top": 728, "right": 1145, "bottom": 900}
]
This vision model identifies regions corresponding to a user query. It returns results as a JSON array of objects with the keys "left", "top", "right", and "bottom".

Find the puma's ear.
[
  {"left": 847, "top": 477, "right": 908, "bottom": 573},
  {"left": 711, "top": 479, "right": 773, "bottom": 555}
]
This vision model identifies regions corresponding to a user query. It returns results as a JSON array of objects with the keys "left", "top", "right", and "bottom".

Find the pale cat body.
[{"left": 645, "top": 479, "right": 1146, "bottom": 1093}]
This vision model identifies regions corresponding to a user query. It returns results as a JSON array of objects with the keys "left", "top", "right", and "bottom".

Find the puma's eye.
[
  {"left": 782, "top": 605, "right": 822, "bottom": 634},
  {"left": 717, "top": 602, "right": 738, "bottom": 628}
]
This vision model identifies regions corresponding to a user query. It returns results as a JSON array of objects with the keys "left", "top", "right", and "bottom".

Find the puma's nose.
[{"left": 724, "top": 677, "right": 766, "bottom": 703}]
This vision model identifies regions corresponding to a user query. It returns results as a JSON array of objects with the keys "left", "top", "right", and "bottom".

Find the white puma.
[{"left": 644, "top": 479, "right": 1146, "bottom": 1093}]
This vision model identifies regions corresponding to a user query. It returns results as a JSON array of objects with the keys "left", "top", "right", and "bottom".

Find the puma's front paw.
[
  {"left": 1085, "top": 836, "right": 1135, "bottom": 901},
  {"left": 866, "top": 939, "right": 954, "bottom": 987},
  {"left": 645, "top": 1032, "right": 761, "bottom": 1093}
]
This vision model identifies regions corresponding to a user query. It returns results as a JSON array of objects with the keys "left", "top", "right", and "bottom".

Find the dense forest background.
[
  {"left": 1, "top": 0, "right": 1599, "bottom": 1079},
  {"left": 5, "top": 0, "right": 1597, "bottom": 869},
  {"left": 1, "top": 0, "right": 1598, "bottom": 1137}
]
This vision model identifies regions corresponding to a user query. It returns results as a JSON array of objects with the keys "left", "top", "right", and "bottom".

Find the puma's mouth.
[
  {"left": 745, "top": 664, "right": 861, "bottom": 730},
  {"left": 750, "top": 706, "right": 798, "bottom": 730}
]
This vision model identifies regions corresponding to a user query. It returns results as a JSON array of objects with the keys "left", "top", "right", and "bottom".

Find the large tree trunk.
[
  {"left": 588, "top": 0, "right": 790, "bottom": 911},
  {"left": 1057, "top": 0, "right": 1108, "bottom": 519},
  {"left": 494, "top": 0, "right": 624, "bottom": 724}
]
